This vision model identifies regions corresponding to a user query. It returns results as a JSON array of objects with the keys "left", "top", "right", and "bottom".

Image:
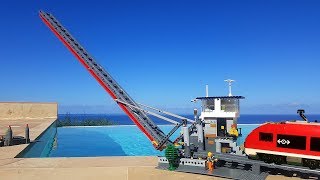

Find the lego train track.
[
  {"left": 158, "top": 153, "right": 320, "bottom": 179},
  {"left": 214, "top": 153, "right": 320, "bottom": 178}
]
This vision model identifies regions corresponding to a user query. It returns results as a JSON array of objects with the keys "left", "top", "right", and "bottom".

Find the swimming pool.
[{"left": 17, "top": 124, "right": 259, "bottom": 158}]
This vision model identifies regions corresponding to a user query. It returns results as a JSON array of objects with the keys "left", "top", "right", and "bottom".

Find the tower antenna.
[
  {"left": 206, "top": 85, "right": 209, "bottom": 97},
  {"left": 224, "top": 79, "right": 235, "bottom": 96}
]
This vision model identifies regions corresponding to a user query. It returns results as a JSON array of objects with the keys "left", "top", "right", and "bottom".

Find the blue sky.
[{"left": 0, "top": 1, "right": 320, "bottom": 114}]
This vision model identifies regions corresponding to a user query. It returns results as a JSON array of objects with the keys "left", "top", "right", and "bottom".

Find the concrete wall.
[{"left": 0, "top": 102, "right": 57, "bottom": 120}]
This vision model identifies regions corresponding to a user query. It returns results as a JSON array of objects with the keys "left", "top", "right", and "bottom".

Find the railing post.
[
  {"left": 25, "top": 124, "right": 30, "bottom": 144},
  {"left": 5, "top": 125, "right": 13, "bottom": 146}
]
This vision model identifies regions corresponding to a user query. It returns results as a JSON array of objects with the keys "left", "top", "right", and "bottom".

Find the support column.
[
  {"left": 195, "top": 109, "right": 204, "bottom": 151},
  {"left": 183, "top": 120, "right": 191, "bottom": 158}
]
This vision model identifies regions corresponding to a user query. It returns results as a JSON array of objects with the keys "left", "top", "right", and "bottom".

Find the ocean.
[{"left": 57, "top": 114, "right": 320, "bottom": 125}]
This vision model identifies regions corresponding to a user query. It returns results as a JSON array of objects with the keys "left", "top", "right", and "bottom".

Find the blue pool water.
[
  {"left": 18, "top": 124, "right": 259, "bottom": 158},
  {"left": 19, "top": 113, "right": 320, "bottom": 158}
]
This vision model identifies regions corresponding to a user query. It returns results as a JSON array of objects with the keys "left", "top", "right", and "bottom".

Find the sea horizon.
[{"left": 57, "top": 113, "right": 320, "bottom": 125}]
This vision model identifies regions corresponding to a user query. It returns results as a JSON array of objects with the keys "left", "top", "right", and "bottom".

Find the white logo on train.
[{"left": 277, "top": 139, "right": 290, "bottom": 145}]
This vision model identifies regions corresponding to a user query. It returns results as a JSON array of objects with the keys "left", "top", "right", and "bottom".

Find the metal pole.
[
  {"left": 136, "top": 102, "right": 195, "bottom": 123},
  {"left": 206, "top": 85, "right": 209, "bottom": 97},
  {"left": 25, "top": 124, "right": 30, "bottom": 144},
  {"left": 116, "top": 99, "right": 180, "bottom": 125},
  {"left": 195, "top": 109, "right": 204, "bottom": 151},
  {"left": 182, "top": 119, "right": 191, "bottom": 157},
  {"left": 5, "top": 126, "right": 13, "bottom": 146}
]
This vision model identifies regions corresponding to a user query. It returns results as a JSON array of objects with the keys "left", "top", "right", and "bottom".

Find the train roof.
[{"left": 264, "top": 121, "right": 320, "bottom": 126}]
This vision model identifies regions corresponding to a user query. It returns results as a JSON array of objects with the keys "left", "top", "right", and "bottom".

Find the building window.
[
  {"left": 259, "top": 133, "right": 273, "bottom": 142},
  {"left": 202, "top": 100, "right": 214, "bottom": 112},
  {"left": 276, "top": 134, "right": 306, "bottom": 150},
  {"left": 310, "top": 137, "right": 320, "bottom": 152}
]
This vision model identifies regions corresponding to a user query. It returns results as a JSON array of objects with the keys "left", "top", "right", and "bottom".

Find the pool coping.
[{"left": 0, "top": 118, "right": 57, "bottom": 159}]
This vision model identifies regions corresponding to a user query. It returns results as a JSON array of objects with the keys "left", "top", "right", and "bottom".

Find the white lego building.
[{"left": 196, "top": 81, "right": 244, "bottom": 138}]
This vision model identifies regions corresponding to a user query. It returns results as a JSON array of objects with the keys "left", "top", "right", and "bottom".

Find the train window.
[
  {"left": 259, "top": 133, "right": 273, "bottom": 142},
  {"left": 277, "top": 134, "right": 306, "bottom": 150},
  {"left": 310, "top": 137, "right": 320, "bottom": 152}
]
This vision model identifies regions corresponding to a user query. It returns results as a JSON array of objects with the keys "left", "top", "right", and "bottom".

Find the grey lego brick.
[{"left": 157, "top": 164, "right": 267, "bottom": 180}]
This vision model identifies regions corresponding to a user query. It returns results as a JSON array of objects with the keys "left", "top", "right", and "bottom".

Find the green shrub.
[{"left": 57, "top": 113, "right": 117, "bottom": 127}]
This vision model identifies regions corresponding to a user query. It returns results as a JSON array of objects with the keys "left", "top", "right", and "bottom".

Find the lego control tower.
[{"left": 191, "top": 80, "right": 245, "bottom": 157}]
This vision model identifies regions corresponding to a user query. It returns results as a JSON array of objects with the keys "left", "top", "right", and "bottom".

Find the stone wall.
[{"left": 0, "top": 102, "right": 57, "bottom": 120}]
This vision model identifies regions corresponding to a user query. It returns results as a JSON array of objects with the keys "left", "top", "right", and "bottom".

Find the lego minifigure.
[
  {"left": 207, "top": 152, "right": 218, "bottom": 171},
  {"left": 228, "top": 124, "right": 239, "bottom": 140}
]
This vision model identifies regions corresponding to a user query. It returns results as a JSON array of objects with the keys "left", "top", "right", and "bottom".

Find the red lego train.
[{"left": 244, "top": 121, "right": 320, "bottom": 169}]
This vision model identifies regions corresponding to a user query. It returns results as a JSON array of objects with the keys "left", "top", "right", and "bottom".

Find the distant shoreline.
[{"left": 57, "top": 114, "right": 320, "bottom": 126}]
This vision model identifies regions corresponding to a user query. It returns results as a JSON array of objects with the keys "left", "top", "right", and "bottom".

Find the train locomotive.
[{"left": 244, "top": 110, "right": 320, "bottom": 169}]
